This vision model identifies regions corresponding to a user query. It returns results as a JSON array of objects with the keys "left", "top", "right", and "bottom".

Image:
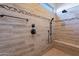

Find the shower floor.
[{"left": 43, "top": 48, "right": 70, "bottom": 56}]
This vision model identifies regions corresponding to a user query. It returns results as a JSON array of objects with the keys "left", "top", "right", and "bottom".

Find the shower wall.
[
  {"left": 0, "top": 4, "right": 54, "bottom": 56},
  {"left": 54, "top": 5, "right": 79, "bottom": 46}
]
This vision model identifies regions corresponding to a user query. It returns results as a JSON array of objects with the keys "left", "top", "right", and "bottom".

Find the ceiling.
[{"left": 53, "top": 3, "right": 79, "bottom": 19}]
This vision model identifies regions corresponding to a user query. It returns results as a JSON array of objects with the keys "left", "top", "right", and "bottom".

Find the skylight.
[{"left": 40, "top": 3, "right": 54, "bottom": 12}]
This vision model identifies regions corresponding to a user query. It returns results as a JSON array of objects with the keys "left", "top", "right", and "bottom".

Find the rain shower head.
[{"left": 62, "top": 10, "right": 67, "bottom": 13}]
